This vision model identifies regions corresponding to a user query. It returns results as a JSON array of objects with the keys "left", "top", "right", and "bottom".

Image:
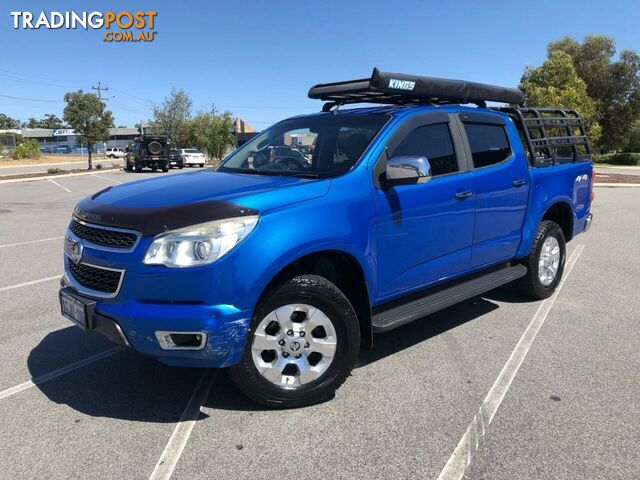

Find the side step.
[{"left": 372, "top": 264, "right": 527, "bottom": 333}]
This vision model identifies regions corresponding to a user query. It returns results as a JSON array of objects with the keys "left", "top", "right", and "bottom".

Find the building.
[
  {"left": 15, "top": 127, "right": 140, "bottom": 152},
  {"left": 233, "top": 118, "right": 258, "bottom": 147},
  {"left": 1, "top": 117, "right": 259, "bottom": 152}
]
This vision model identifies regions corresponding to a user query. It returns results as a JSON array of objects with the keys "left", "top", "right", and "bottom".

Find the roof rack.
[
  {"left": 308, "top": 68, "right": 526, "bottom": 110},
  {"left": 493, "top": 107, "right": 592, "bottom": 166}
]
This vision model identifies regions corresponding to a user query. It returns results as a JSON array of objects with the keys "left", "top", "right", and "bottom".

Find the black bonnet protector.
[{"left": 74, "top": 190, "right": 258, "bottom": 236}]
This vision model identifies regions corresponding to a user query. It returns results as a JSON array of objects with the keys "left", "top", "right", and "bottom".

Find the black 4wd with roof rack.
[
  {"left": 60, "top": 68, "right": 594, "bottom": 408},
  {"left": 125, "top": 135, "right": 171, "bottom": 173}
]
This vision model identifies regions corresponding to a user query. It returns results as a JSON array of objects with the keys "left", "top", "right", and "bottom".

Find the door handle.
[
  {"left": 512, "top": 179, "right": 526, "bottom": 188},
  {"left": 455, "top": 190, "right": 473, "bottom": 200}
]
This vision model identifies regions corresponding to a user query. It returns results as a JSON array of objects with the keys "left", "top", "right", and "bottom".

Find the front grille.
[
  {"left": 70, "top": 219, "right": 138, "bottom": 249},
  {"left": 69, "top": 262, "right": 122, "bottom": 294}
]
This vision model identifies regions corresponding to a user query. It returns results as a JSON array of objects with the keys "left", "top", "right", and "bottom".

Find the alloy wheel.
[{"left": 251, "top": 303, "right": 337, "bottom": 387}]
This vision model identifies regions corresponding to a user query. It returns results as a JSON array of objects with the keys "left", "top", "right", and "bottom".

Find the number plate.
[{"left": 60, "top": 289, "right": 92, "bottom": 329}]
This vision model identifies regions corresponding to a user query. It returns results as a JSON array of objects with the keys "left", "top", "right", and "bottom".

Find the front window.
[{"left": 219, "top": 114, "right": 389, "bottom": 178}]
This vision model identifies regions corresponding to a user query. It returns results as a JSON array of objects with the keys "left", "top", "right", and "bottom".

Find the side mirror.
[{"left": 384, "top": 156, "right": 431, "bottom": 186}]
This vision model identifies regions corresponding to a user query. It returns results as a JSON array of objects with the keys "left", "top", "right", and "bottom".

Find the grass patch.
[{"left": 594, "top": 152, "right": 640, "bottom": 166}]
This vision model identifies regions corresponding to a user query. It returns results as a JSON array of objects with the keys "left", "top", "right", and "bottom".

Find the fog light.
[{"left": 155, "top": 331, "right": 207, "bottom": 350}]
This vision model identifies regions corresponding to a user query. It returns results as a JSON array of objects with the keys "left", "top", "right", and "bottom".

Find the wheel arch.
[
  {"left": 256, "top": 249, "right": 373, "bottom": 349},
  {"left": 517, "top": 195, "right": 576, "bottom": 259},
  {"left": 541, "top": 200, "right": 574, "bottom": 242}
]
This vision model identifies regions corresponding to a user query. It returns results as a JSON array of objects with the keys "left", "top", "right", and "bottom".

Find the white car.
[
  {"left": 106, "top": 147, "right": 125, "bottom": 158},
  {"left": 178, "top": 148, "right": 206, "bottom": 167}
]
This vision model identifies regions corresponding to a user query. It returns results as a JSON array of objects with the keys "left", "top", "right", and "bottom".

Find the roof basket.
[
  {"left": 493, "top": 107, "right": 592, "bottom": 166},
  {"left": 308, "top": 68, "right": 526, "bottom": 110}
]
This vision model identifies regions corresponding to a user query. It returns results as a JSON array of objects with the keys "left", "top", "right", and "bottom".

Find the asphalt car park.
[{"left": 0, "top": 171, "right": 638, "bottom": 479}]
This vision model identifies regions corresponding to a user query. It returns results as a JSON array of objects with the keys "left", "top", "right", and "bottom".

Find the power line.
[
  {"left": 0, "top": 72, "right": 83, "bottom": 89},
  {"left": 0, "top": 68, "right": 85, "bottom": 88},
  {"left": 0, "top": 94, "right": 62, "bottom": 103},
  {"left": 111, "top": 88, "right": 154, "bottom": 105}
]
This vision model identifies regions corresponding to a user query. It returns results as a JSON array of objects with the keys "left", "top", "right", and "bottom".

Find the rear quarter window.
[{"left": 464, "top": 123, "right": 511, "bottom": 168}]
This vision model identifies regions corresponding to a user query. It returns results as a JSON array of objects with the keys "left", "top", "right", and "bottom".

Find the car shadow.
[
  {"left": 30, "top": 285, "right": 531, "bottom": 416},
  {"left": 357, "top": 294, "right": 500, "bottom": 368},
  {"left": 204, "top": 285, "right": 523, "bottom": 412},
  {"left": 28, "top": 327, "right": 205, "bottom": 423}
]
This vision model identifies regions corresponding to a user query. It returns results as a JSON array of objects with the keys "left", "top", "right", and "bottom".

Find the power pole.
[{"left": 92, "top": 82, "right": 109, "bottom": 101}]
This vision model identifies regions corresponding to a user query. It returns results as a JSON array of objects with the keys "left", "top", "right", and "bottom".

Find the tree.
[
  {"left": 547, "top": 35, "right": 640, "bottom": 151},
  {"left": 63, "top": 91, "right": 114, "bottom": 169},
  {"left": 151, "top": 87, "right": 192, "bottom": 146},
  {"left": 622, "top": 119, "right": 640, "bottom": 152},
  {"left": 186, "top": 110, "right": 236, "bottom": 162},
  {"left": 23, "top": 114, "right": 65, "bottom": 129},
  {"left": 0, "top": 113, "right": 20, "bottom": 129},
  {"left": 40, "top": 114, "right": 65, "bottom": 129},
  {"left": 520, "top": 51, "right": 602, "bottom": 145}
]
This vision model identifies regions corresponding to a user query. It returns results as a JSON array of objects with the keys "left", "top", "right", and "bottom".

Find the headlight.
[{"left": 143, "top": 215, "right": 258, "bottom": 268}]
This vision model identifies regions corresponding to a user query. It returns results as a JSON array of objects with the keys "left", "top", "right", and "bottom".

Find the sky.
[{"left": 1, "top": 0, "right": 638, "bottom": 129}]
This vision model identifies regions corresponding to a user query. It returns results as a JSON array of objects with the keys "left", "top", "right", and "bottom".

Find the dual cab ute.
[{"left": 59, "top": 69, "right": 593, "bottom": 407}]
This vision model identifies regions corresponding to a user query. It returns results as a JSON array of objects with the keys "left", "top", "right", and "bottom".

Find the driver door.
[{"left": 373, "top": 112, "right": 475, "bottom": 301}]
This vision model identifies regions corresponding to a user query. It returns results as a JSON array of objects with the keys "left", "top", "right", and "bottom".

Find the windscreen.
[{"left": 219, "top": 114, "right": 389, "bottom": 178}]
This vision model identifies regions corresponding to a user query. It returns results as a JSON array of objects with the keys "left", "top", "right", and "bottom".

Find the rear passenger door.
[
  {"left": 373, "top": 112, "right": 475, "bottom": 300},
  {"left": 458, "top": 112, "right": 530, "bottom": 268}
]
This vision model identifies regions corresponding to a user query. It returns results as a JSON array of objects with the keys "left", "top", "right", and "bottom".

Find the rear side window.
[
  {"left": 391, "top": 123, "right": 458, "bottom": 176},
  {"left": 464, "top": 123, "right": 511, "bottom": 168}
]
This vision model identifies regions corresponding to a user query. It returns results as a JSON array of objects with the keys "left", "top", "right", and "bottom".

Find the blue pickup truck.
[{"left": 59, "top": 69, "right": 594, "bottom": 407}]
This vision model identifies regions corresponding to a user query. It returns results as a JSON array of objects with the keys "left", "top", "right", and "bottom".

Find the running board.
[{"left": 372, "top": 264, "right": 527, "bottom": 333}]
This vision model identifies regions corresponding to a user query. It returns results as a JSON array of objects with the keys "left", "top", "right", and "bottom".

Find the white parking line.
[
  {"left": 0, "top": 236, "right": 64, "bottom": 249},
  {"left": 0, "top": 346, "right": 125, "bottom": 400},
  {"left": 47, "top": 178, "right": 71, "bottom": 193},
  {"left": 93, "top": 174, "right": 123, "bottom": 184},
  {"left": 0, "top": 275, "right": 60, "bottom": 293},
  {"left": 437, "top": 244, "right": 585, "bottom": 480},
  {"left": 148, "top": 369, "right": 218, "bottom": 480},
  {"left": 0, "top": 168, "right": 120, "bottom": 185},
  {"left": 0, "top": 160, "right": 87, "bottom": 170}
]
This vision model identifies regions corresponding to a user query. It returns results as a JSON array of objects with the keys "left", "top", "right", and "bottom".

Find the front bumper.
[{"left": 59, "top": 278, "right": 252, "bottom": 368}]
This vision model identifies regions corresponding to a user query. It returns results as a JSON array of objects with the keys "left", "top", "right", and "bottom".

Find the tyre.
[
  {"left": 162, "top": 165, "right": 169, "bottom": 172},
  {"left": 179, "top": 165, "right": 184, "bottom": 169},
  {"left": 134, "top": 162, "right": 142, "bottom": 173},
  {"left": 148, "top": 141, "right": 162, "bottom": 155},
  {"left": 152, "top": 165, "right": 158, "bottom": 172},
  {"left": 515, "top": 220, "right": 566, "bottom": 300},
  {"left": 200, "top": 163, "right": 204, "bottom": 168},
  {"left": 125, "top": 162, "right": 133, "bottom": 172},
  {"left": 229, "top": 274, "right": 360, "bottom": 408}
]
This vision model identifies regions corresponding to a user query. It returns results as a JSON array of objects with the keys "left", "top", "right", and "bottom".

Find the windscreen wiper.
[
  {"left": 227, "top": 168, "right": 322, "bottom": 179},
  {"left": 226, "top": 168, "right": 267, "bottom": 175},
  {"left": 283, "top": 172, "right": 322, "bottom": 179}
]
